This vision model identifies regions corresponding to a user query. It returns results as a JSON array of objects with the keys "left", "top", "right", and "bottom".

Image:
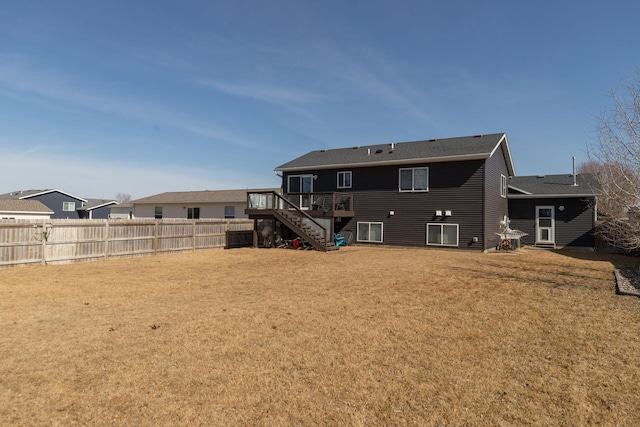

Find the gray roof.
[
  {"left": 508, "top": 174, "right": 600, "bottom": 198},
  {"left": 132, "top": 188, "right": 281, "bottom": 204},
  {"left": 80, "top": 199, "right": 119, "bottom": 211},
  {"left": 0, "top": 199, "right": 54, "bottom": 213},
  {"left": 0, "top": 189, "right": 87, "bottom": 202},
  {"left": 275, "top": 133, "right": 515, "bottom": 175}
]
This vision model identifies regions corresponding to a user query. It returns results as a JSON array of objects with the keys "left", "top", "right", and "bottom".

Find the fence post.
[
  {"left": 41, "top": 220, "right": 46, "bottom": 265},
  {"left": 154, "top": 222, "right": 159, "bottom": 255},
  {"left": 192, "top": 221, "right": 196, "bottom": 251},
  {"left": 104, "top": 221, "right": 110, "bottom": 260}
]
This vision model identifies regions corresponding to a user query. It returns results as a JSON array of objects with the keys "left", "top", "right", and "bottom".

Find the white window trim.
[
  {"left": 426, "top": 223, "right": 459, "bottom": 247},
  {"left": 63, "top": 201, "right": 75, "bottom": 211},
  {"left": 399, "top": 167, "right": 429, "bottom": 192},
  {"left": 357, "top": 221, "right": 384, "bottom": 243},
  {"left": 500, "top": 174, "right": 507, "bottom": 198},
  {"left": 337, "top": 171, "right": 352, "bottom": 189}
]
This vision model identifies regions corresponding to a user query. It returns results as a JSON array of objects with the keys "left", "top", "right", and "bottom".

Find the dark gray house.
[
  {"left": 507, "top": 174, "right": 599, "bottom": 249},
  {"left": 246, "top": 133, "right": 515, "bottom": 251},
  {"left": 0, "top": 189, "right": 117, "bottom": 219}
]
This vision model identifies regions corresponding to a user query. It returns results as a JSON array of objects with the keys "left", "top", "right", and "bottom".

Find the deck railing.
[{"left": 247, "top": 191, "right": 331, "bottom": 248}]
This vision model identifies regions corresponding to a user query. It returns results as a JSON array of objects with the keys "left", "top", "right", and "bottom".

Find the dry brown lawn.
[{"left": 1, "top": 246, "right": 639, "bottom": 426}]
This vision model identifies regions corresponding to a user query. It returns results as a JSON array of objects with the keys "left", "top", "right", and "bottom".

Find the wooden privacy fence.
[{"left": 0, "top": 218, "right": 254, "bottom": 268}]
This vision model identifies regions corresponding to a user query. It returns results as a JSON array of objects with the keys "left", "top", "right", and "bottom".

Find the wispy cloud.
[
  {"left": 0, "top": 146, "right": 278, "bottom": 199},
  {"left": 313, "top": 44, "right": 446, "bottom": 130},
  {"left": 0, "top": 53, "right": 269, "bottom": 151},
  {"left": 196, "top": 78, "right": 325, "bottom": 105}
]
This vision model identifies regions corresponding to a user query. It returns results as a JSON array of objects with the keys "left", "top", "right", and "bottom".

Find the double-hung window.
[
  {"left": 154, "top": 206, "right": 163, "bottom": 219},
  {"left": 337, "top": 171, "right": 352, "bottom": 189},
  {"left": 427, "top": 223, "right": 459, "bottom": 247},
  {"left": 357, "top": 222, "right": 383, "bottom": 243},
  {"left": 500, "top": 174, "right": 507, "bottom": 198},
  {"left": 224, "top": 206, "right": 235, "bottom": 219},
  {"left": 399, "top": 167, "right": 429, "bottom": 192}
]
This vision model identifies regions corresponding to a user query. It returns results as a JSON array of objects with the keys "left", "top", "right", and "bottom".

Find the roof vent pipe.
[
  {"left": 572, "top": 156, "right": 578, "bottom": 186},
  {"left": 391, "top": 142, "right": 395, "bottom": 149},
  {"left": 367, "top": 148, "right": 370, "bottom": 156}
]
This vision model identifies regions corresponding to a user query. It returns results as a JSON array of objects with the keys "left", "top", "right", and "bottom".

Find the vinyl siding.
[
  {"left": 483, "top": 148, "right": 510, "bottom": 250},
  {"left": 286, "top": 160, "right": 486, "bottom": 249},
  {"left": 508, "top": 198, "right": 595, "bottom": 248}
]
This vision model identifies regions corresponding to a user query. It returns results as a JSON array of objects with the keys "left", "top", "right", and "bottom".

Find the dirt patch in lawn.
[{"left": 1, "top": 246, "right": 639, "bottom": 426}]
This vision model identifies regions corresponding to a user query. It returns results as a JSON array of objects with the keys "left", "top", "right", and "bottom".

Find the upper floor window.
[
  {"left": 187, "top": 207, "right": 200, "bottom": 219},
  {"left": 337, "top": 171, "right": 352, "bottom": 189},
  {"left": 63, "top": 201, "right": 75, "bottom": 211},
  {"left": 399, "top": 167, "right": 429, "bottom": 192},
  {"left": 154, "top": 206, "right": 163, "bottom": 219},
  {"left": 224, "top": 206, "right": 235, "bottom": 219},
  {"left": 501, "top": 174, "right": 507, "bottom": 198}
]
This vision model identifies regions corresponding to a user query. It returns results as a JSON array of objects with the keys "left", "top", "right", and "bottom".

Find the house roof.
[
  {"left": 79, "top": 199, "right": 119, "bottom": 211},
  {"left": 508, "top": 174, "right": 600, "bottom": 198},
  {"left": 132, "top": 188, "right": 281, "bottom": 204},
  {"left": 275, "top": 133, "right": 515, "bottom": 176},
  {"left": 0, "top": 189, "right": 88, "bottom": 202},
  {"left": 0, "top": 199, "right": 54, "bottom": 214}
]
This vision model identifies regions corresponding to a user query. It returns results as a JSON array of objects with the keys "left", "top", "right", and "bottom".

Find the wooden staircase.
[
  {"left": 246, "top": 191, "right": 338, "bottom": 252},
  {"left": 275, "top": 209, "right": 337, "bottom": 251}
]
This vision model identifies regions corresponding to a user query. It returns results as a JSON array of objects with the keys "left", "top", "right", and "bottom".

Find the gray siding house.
[
  {"left": 248, "top": 133, "right": 515, "bottom": 251},
  {"left": 0, "top": 189, "right": 86, "bottom": 219},
  {"left": 508, "top": 174, "right": 599, "bottom": 248}
]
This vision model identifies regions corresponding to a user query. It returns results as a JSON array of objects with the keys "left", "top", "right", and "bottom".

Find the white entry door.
[{"left": 536, "top": 206, "right": 555, "bottom": 244}]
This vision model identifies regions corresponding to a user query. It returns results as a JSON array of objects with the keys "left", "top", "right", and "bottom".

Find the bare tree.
[
  {"left": 115, "top": 193, "right": 132, "bottom": 203},
  {"left": 587, "top": 66, "right": 640, "bottom": 251}
]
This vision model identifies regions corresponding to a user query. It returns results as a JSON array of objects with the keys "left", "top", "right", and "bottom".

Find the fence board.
[{"left": 0, "top": 218, "right": 253, "bottom": 267}]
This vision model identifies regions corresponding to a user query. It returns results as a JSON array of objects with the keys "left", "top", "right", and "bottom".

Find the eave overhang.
[{"left": 275, "top": 153, "right": 493, "bottom": 173}]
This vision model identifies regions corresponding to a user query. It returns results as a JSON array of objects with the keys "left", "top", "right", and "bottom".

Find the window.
[
  {"left": 187, "top": 207, "right": 200, "bottom": 219},
  {"left": 357, "top": 222, "right": 383, "bottom": 243},
  {"left": 154, "top": 206, "right": 163, "bottom": 219},
  {"left": 399, "top": 167, "right": 429, "bottom": 192},
  {"left": 427, "top": 223, "right": 459, "bottom": 247},
  {"left": 501, "top": 174, "right": 507, "bottom": 198},
  {"left": 337, "top": 171, "right": 352, "bottom": 189},
  {"left": 63, "top": 201, "right": 75, "bottom": 211},
  {"left": 224, "top": 206, "right": 235, "bottom": 219}
]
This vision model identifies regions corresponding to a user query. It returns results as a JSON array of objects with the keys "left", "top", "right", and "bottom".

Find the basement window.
[
  {"left": 427, "top": 223, "right": 459, "bottom": 247},
  {"left": 357, "top": 222, "right": 383, "bottom": 243}
]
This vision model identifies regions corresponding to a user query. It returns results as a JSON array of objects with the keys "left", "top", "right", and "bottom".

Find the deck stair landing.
[
  {"left": 275, "top": 210, "right": 337, "bottom": 251},
  {"left": 245, "top": 191, "right": 338, "bottom": 252}
]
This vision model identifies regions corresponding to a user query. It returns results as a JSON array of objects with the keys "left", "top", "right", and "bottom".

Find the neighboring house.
[
  {"left": 0, "top": 199, "right": 53, "bottom": 219},
  {"left": 77, "top": 199, "right": 119, "bottom": 219},
  {"left": 109, "top": 203, "right": 134, "bottom": 219},
  {"left": 246, "top": 133, "right": 515, "bottom": 251},
  {"left": 132, "top": 189, "right": 281, "bottom": 219},
  {"left": 508, "top": 174, "right": 599, "bottom": 249},
  {"left": 0, "top": 189, "right": 86, "bottom": 219},
  {"left": 0, "top": 190, "right": 118, "bottom": 219}
]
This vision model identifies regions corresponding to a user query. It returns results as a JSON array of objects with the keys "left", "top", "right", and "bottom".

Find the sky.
[{"left": 1, "top": 0, "right": 639, "bottom": 200}]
